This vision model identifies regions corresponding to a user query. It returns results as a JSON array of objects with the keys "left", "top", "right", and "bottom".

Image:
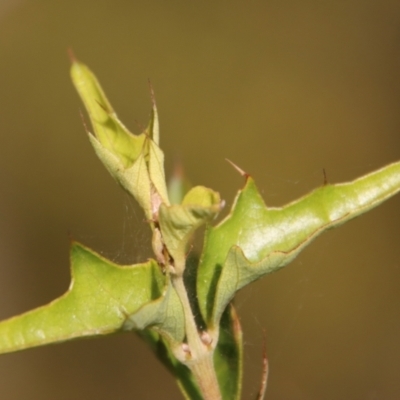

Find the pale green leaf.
[
  {"left": 124, "top": 274, "right": 185, "bottom": 345},
  {"left": 71, "top": 61, "right": 169, "bottom": 220},
  {"left": 70, "top": 61, "right": 145, "bottom": 168},
  {"left": 198, "top": 162, "right": 400, "bottom": 326},
  {"left": 158, "top": 186, "right": 222, "bottom": 268},
  {"left": 0, "top": 243, "right": 166, "bottom": 354}
]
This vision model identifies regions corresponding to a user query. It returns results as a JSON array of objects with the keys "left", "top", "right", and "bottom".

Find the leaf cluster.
[{"left": 1, "top": 61, "right": 399, "bottom": 399}]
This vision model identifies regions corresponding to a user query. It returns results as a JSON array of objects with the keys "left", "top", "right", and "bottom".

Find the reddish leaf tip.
[
  {"left": 322, "top": 168, "right": 328, "bottom": 186},
  {"left": 67, "top": 48, "right": 77, "bottom": 64},
  {"left": 225, "top": 158, "right": 249, "bottom": 178}
]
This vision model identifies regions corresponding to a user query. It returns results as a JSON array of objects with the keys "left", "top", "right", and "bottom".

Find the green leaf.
[
  {"left": 0, "top": 242, "right": 176, "bottom": 354},
  {"left": 214, "top": 304, "right": 243, "bottom": 400},
  {"left": 70, "top": 61, "right": 145, "bottom": 167},
  {"left": 198, "top": 162, "right": 400, "bottom": 326},
  {"left": 124, "top": 273, "right": 185, "bottom": 345},
  {"left": 158, "top": 186, "right": 222, "bottom": 272},
  {"left": 139, "top": 330, "right": 203, "bottom": 400},
  {"left": 71, "top": 61, "right": 169, "bottom": 220}
]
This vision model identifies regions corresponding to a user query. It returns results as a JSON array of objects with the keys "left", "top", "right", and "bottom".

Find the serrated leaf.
[
  {"left": 198, "top": 162, "right": 400, "bottom": 326},
  {"left": 71, "top": 62, "right": 145, "bottom": 168},
  {"left": 71, "top": 61, "right": 169, "bottom": 220},
  {"left": 0, "top": 243, "right": 169, "bottom": 354}
]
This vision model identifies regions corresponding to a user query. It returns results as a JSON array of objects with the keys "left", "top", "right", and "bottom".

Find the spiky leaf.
[
  {"left": 0, "top": 243, "right": 184, "bottom": 353},
  {"left": 198, "top": 162, "right": 400, "bottom": 326}
]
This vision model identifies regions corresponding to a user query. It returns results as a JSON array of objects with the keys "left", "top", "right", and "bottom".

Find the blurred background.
[{"left": 0, "top": 1, "right": 400, "bottom": 399}]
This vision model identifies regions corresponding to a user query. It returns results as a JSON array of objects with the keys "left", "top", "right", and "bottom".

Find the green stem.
[{"left": 172, "top": 273, "right": 222, "bottom": 400}]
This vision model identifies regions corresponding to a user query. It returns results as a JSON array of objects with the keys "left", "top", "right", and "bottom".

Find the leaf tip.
[
  {"left": 67, "top": 47, "right": 77, "bottom": 64},
  {"left": 225, "top": 158, "right": 250, "bottom": 179},
  {"left": 322, "top": 167, "right": 329, "bottom": 186}
]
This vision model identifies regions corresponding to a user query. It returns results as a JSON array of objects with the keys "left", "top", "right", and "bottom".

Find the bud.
[
  {"left": 70, "top": 61, "right": 169, "bottom": 221},
  {"left": 158, "top": 185, "right": 223, "bottom": 273}
]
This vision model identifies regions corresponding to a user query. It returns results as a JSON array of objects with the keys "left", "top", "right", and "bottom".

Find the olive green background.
[{"left": 1, "top": 1, "right": 400, "bottom": 399}]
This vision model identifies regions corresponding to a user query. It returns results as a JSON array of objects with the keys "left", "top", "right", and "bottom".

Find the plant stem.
[{"left": 172, "top": 274, "right": 222, "bottom": 400}]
